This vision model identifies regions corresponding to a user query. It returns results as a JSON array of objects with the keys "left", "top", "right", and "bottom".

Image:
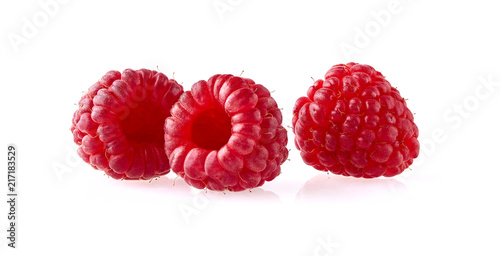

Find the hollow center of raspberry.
[
  {"left": 191, "top": 108, "right": 232, "bottom": 150},
  {"left": 120, "top": 104, "right": 165, "bottom": 145}
]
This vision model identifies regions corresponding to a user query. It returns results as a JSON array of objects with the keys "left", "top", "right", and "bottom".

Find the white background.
[{"left": 1, "top": 0, "right": 499, "bottom": 255}]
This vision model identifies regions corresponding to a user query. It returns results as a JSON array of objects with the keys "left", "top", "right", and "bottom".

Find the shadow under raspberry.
[{"left": 295, "top": 173, "right": 408, "bottom": 202}]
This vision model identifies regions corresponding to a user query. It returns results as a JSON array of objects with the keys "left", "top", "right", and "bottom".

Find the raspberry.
[
  {"left": 164, "top": 75, "right": 288, "bottom": 192},
  {"left": 71, "top": 69, "right": 183, "bottom": 180},
  {"left": 292, "top": 63, "right": 419, "bottom": 178}
]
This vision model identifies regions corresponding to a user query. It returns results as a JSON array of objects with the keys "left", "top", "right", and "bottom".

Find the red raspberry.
[
  {"left": 292, "top": 63, "right": 419, "bottom": 178},
  {"left": 164, "top": 75, "right": 288, "bottom": 192},
  {"left": 71, "top": 69, "right": 183, "bottom": 180}
]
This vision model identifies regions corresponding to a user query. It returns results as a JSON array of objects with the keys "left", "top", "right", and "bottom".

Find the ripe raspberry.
[
  {"left": 292, "top": 63, "right": 419, "bottom": 178},
  {"left": 71, "top": 69, "right": 183, "bottom": 180},
  {"left": 164, "top": 74, "right": 288, "bottom": 192}
]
